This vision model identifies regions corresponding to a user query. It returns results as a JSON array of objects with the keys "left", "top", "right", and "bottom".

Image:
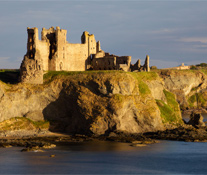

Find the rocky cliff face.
[
  {"left": 158, "top": 70, "right": 207, "bottom": 111},
  {"left": 0, "top": 71, "right": 184, "bottom": 136}
]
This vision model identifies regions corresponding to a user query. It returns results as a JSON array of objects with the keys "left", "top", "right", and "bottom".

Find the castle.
[{"left": 20, "top": 26, "right": 150, "bottom": 84}]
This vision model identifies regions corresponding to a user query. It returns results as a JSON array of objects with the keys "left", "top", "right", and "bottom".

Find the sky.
[{"left": 0, "top": 0, "right": 207, "bottom": 69}]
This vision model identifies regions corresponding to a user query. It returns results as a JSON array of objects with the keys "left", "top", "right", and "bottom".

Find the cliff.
[
  {"left": 0, "top": 71, "right": 183, "bottom": 136},
  {"left": 158, "top": 69, "right": 207, "bottom": 112}
]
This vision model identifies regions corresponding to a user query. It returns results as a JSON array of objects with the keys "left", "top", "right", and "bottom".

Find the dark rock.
[
  {"left": 188, "top": 112, "right": 205, "bottom": 128},
  {"left": 0, "top": 143, "right": 12, "bottom": 148},
  {"left": 21, "top": 146, "right": 43, "bottom": 152},
  {"left": 108, "top": 132, "right": 118, "bottom": 137}
]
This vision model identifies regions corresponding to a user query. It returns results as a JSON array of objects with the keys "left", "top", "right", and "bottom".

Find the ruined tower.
[
  {"left": 144, "top": 55, "right": 150, "bottom": 72},
  {"left": 19, "top": 27, "right": 44, "bottom": 84},
  {"left": 41, "top": 26, "right": 67, "bottom": 71}
]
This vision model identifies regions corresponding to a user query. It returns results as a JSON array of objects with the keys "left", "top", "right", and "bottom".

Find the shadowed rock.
[{"left": 188, "top": 112, "right": 205, "bottom": 128}]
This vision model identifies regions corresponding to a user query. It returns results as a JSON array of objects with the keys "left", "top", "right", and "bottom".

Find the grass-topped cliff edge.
[{"left": 0, "top": 70, "right": 186, "bottom": 136}]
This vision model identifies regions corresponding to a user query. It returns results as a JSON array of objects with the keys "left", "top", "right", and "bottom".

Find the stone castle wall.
[{"left": 20, "top": 26, "right": 150, "bottom": 84}]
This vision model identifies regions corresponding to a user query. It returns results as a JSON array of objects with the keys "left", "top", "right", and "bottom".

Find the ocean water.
[{"left": 0, "top": 140, "right": 207, "bottom": 174}]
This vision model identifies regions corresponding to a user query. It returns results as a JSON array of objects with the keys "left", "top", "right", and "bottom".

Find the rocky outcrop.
[
  {"left": 158, "top": 70, "right": 207, "bottom": 110},
  {"left": 145, "top": 78, "right": 167, "bottom": 103},
  {"left": 0, "top": 71, "right": 182, "bottom": 136},
  {"left": 19, "top": 56, "right": 43, "bottom": 84},
  {"left": 188, "top": 112, "right": 205, "bottom": 128}
]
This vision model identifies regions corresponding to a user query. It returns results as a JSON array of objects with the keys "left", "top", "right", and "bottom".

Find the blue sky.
[{"left": 0, "top": 0, "right": 207, "bottom": 69}]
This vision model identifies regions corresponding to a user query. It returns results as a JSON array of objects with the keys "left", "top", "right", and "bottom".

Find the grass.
[
  {"left": 44, "top": 70, "right": 124, "bottom": 79},
  {"left": 138, "top": 81, "right": 151, "bottom": 95},
  {"left": 127, "top": 72, "right": 158, "bottom": 96},
  {"left": 163, "top": 90, "right": 180, "bottom": 112},
  {"left": 156, "top": 100, "right": 178, "bottom": 123},
  {"left": 200, "top": 69, "right": 207, "bottom": 75},
  {"left": 188, "top": 94, "right": 197, "bottom": 108},
  {"left": 197, "top": 93, "right": 206, "bottom": 106},
  {"left": 156, "top": 90, "right": 182, "bottom": 124},
  {"left": 0, "top": 117, "right": 49, "bottom": 131},
  {"left": 127, "top": 71, "right": 159, "bottom": 81},
  {"left": 158, "top": 69, "right": 198, "bottom": 75},
  {"left": 188, "top": 93, "right": 207, "bottom": 108},
  {"left": 43, "top": 70, "right": 124, "bottom": 84},
  {"left": 29, "top": 119, "right": 50, "bottom": 129}
]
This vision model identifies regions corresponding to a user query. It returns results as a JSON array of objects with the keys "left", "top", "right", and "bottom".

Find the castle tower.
[
  {"left": 144, "top": 55, "right": 150, "bottom": 72},
  {"left": 137, "top": 59, "right": 141, "bottom": 69},
  {"left": 81, "top": 31, "right": 97, "bottom": 56},
  {"left": 55, "top": 27, "right": 67, "bottom": 71},
  {"left": 81, "top": 31, "right": 98, "bottom": 69},
  {"left": 19, "top": 27, "right": 44, "bottom": 84}
]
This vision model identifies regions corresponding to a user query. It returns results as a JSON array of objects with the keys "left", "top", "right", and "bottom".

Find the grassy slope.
[{"left": 156, "top": 90, "right": 182, "bottom": 124}]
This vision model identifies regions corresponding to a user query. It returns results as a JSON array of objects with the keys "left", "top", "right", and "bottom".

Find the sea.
[{"left": 0, "top": 114, "right": 207, "bottom": 175}]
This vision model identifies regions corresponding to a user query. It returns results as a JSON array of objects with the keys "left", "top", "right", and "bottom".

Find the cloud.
[
  {"left": 148, "top": 28, "right": 176, "bottom": 35},
  {"left": 195, "top": 44, "right": 207, "bottom": 49},
  {"left": 177, "top": 37, "right": 207, "bottom": 44}
]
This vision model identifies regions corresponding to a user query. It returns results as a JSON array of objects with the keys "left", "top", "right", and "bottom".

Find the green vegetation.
[
  {"left": 200, "top": 69, "right": 207, "bottom": 75},
  {"left": 190, "top": 63, "right": 207, "bottom": 71},
  {"left": 43, "top": 70, "right": 124, "bottom": 83},
  {"left": 158, "top": 69, "right": 198, "bottom": 74},
  {"left": 191, "top": 87, "right": 199, "bottom": 91},
  {"left": 127, "top": 72, "right": 159, "bottom": 96},
  {"left": 156, "top": 100, "right": 177, "bottom": 123},
  {"left": 150, "top": 66, "right": 157, "bottom": 70},
  {"left": 44, "top": 70, "right": 123, "bottom": 79},
  {"left": 44, "top": 71, "right": 156, "bottom": 97},
  {"left": 188, "top": 94, "right": 197, "bottom": 108},
  {"left": 128, "top": 71, "right": 159, "bottom": 81},
  {"left": 197, "top": 93, "right": 206, "bottom": 106},
  {"left": 190, "top": 65, "right": 197, "bottom": 70},
  {"left": 0, "top": 117, "right": 49, "bottom": 131},
  {"left": 44, "top": 70, "right": 159, "bottom": 82},
  {"left": 163, "top": 90, "right": 180, "bottom": 112},
  {"left": 138, "top": 81, "right": 151, "bottom": 95},
  {"left": 29, "top": 119, "right": 50, "bottom": 129},
  {"left": 156, "top": 90, "right": 182, "bottom": 124},
  {"left": 156, "top": 100, "right": 182, "bottom": 124},
  {"left": 188, "top": 93, "right": 207, "bottom": 108},
  {"left": 196, "top": 63, "right": 207, "bottom": 67}
]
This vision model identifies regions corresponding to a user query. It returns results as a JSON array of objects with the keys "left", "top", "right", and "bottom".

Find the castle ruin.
[{"left": 20, "top": 26, "right": 150, "bottom": 84}]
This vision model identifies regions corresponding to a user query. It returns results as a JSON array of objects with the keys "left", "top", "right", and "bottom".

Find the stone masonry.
[{"left": 20, "top": 26, "right": 150, "bottom": 84}]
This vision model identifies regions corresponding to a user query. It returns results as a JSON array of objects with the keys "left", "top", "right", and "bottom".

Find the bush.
[
  {"left": 196, "top": 63, "right": 207, "bottom": 67},
  {"left": 190, "top": 65, "right": 197, "bottom": 70},
  {"left": 150, "top": 66, "right": 157, "bottom": 70}
]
